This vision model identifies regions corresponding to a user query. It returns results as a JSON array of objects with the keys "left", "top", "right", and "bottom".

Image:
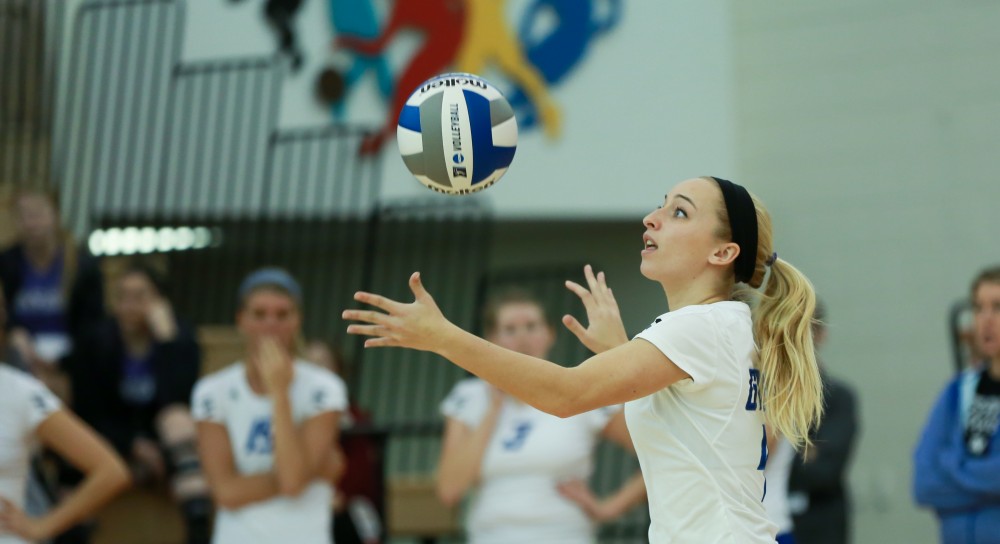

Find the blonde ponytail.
[
  {"left": 753, "top": 258, "right": 823, "bottom": 449},
  {"left": 714, "top": 183, "right": 824, "bottom": 450}
]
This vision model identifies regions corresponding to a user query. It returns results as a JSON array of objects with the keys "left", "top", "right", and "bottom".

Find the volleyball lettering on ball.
[{"left": 396, "top": 73, "right": 517, "bottom": 195}]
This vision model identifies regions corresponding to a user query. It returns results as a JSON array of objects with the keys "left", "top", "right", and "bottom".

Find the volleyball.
[{"left": 396, "top": 73, "right": 518, "bottom": 195}]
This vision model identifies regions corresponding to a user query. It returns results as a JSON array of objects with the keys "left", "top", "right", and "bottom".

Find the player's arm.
[
  {"left": 346, "top": 273, "right": 689, "bottom": 418},
  {"left": 270, "top": 404, "right": 339, "bottom": 497},
  {"left": 196, "top": 421, "right": 282, "bottom": 509},
  {"left": 598, "top": 412, "right": 647, "bottom": 515},
  {"left": 0, "top": 410, "right": 131, "bottom": 541},
  {"left": 435, "top": 393, "right": 503, "bottom": 507},
  {"left": 559, "top": 411, "right": 646, "bottom": 521}
]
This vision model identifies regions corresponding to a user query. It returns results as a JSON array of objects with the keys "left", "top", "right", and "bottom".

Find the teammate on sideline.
[
  {"left": 345, "top": 176, "right": 824, "bottom": 543},
  {"left": 437, "top": 288, "right": 645, "bottom": 543},
  {"left": 193, "top": 268, "right": 347, "bottom": 544},
  {"left": 0, "top": 365, "right": 130, "bottom": 543}
]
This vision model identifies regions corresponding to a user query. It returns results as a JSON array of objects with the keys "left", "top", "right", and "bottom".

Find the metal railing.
[{"left": 0, "top": 0, "right": 64, "bottom": 186}]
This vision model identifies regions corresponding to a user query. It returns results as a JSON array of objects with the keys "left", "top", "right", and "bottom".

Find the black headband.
[{"left": 711, "top": 177, "right": 758, "bottom": 284}]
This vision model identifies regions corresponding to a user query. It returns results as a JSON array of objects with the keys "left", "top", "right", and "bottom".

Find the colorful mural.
[{"left": 239, "top": 0, "right": 623, "bottom": 154}]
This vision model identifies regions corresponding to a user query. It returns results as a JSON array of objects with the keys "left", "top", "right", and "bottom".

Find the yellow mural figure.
[{"left": 455, "top": 0, "right": 562, "bottom": 139}]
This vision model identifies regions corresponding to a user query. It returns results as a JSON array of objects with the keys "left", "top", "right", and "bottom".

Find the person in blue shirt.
[
  {"left": 0, "top": 188, "right": 104, "bottom": 376},
  {"left": 914, "top": 265, "right": 1000, "bottom": 544}
]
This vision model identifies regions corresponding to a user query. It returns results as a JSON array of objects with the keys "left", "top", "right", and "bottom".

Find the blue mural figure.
[
  {"left": 509, "top": 0, "right": 623, "bottom": 129},
  {"left": 326, "top": 0, "right": 394, "bottom": 119}
]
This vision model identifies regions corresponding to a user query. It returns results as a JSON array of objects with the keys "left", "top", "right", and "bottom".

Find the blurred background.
[{"left": 2, "top": 0, "right": 998, "bottom": 542}]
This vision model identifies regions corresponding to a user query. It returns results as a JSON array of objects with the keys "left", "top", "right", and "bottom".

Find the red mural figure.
[{"left": 337, "top": 0, "right": 467, "bottom": 155}]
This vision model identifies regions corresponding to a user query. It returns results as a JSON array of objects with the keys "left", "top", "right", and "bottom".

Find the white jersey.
[
  {"left": 191, "top": 360, "right": 347, "bottom": 544},
  {"left": 0, "top": 365, "right": 60, "bottom": 544},
  {"left": 629, "top": 301, "right": 777, "bottom": 544},
  {"left": 440, "top": 378, "right": 620, "bottom": 544},
  {"left": 762, "top": 438, "right": 795, "bottom": 535}
]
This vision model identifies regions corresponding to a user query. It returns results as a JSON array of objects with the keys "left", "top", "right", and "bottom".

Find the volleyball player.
[
  {"left": 193, "top": 268, "right": 347, "bottom": 544},
  {"left": 0, "top": 365, "right": 130, "bottom": 543},
  {"left": 344, "top": 176, "right": 824, "bottom": 542},
  {"left": 437, "top": 288, "right": 644, "bottom": 543}
]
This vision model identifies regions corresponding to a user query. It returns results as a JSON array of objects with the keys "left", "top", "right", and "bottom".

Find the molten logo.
[{"left": 421, "top": 76, "right": 488, "bottom": 93}]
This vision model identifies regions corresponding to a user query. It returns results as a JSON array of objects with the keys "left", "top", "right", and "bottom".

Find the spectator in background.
[
  {"left": 787, "top": 299, "right": 859, "bottom": 544},
  {"left": 193, "top": 268, "right": 346, "bottom": 544},
  {"left": 304, "top": 339, "right": 384, "bottom": 544},
  {"left": 914, "top": 266, "right": 1000, "bottom": 543},
  {"left": 0, "top": 188, "right": 104, "bottom": 381},
  {"left": 436, "top": 287, "right": 645, "bottom": 544},
  {"left": 64, "top": 262, "right": 211, "bottom": 544}
]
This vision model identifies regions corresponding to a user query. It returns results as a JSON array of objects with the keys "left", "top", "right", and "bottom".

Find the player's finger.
[
  {"left": 364, "top": 337, "right": 397, "bottom": 348},
  {"left": 606, "top": 287, "right": 619, "bottom": 306},
  {"left": 562, "top": 314, "right": 588, "bottom": 340},
  {"left": 564, "top": 281, "right": 596, "bottom": 311},
  {"left": 409, "top": 272, "right": 432, "bottom": 302},
  {"left": 583, "top": 264, "right": 600, "bottom": 295},
  {"left": 353, "top": 291, "right": 404, "bottom": 313},
  {"left": 342, "top": 309, "right": 392, "bottom": 326},
  {"left": 591, "top": 270, "right": 611, "bottom": 304},
  {"left": 346, "top": 324, "right": 387, "bottom": 338}
]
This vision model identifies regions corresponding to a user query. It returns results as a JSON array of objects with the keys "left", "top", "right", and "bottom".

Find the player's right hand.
[{"left": 344, "top": 272, "right": 455, "bottom": 353}]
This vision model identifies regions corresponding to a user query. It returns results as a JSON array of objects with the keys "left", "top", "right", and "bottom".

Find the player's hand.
[
  {"left": 0, "top": 497, "right": 53, "bottom": 541},
  {"left": 131, "top": 437, "right": 167, "bottom": 482},
  {"left": 256, "top": 337, "right": 293, "bottom": 394},
  {"left": 146, "top": 298, "right": 178, "bottom": 342},
  {"left": 562, "top": 265, "right": 629, "bottom": 354},
  {"left": 344, "top": 272, "right": 454, "bottom": 352},
  {"left": 557, "top": 480, "right": 617, "bottom": 522}
]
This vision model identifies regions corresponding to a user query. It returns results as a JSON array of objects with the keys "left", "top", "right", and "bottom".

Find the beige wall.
[{"left": 731, "top": 1, "right": 1000, "bottom": 541}]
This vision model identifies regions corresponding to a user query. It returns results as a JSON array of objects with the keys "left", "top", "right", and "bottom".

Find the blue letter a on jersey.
[{"left": 246, "top": 417, "right": 273, "bottom": 454}]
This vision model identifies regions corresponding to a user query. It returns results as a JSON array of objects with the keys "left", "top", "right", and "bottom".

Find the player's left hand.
[
  {"left": 344, "top": 272, "right": 455, "bottom": 352},
  {"left": 0, "top": 497, "right": 51, "bottom": 541},
  {"left": 562, "top": 265, "right": 629, "bottom": 354}
]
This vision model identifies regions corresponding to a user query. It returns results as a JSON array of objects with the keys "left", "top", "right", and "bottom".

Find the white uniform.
[
  {"left": 0, "top": 365, "right": 60, "bottom": 544},
  {"left": 629, "top": 301, "right": 777, "bottom": 544},
  {"left": 191, "top": 361, "right": 347, "bottom": 544},
  {"left": 762, "top": 438, "right": 795, "bottom": 537},
  {"left": 441, "top": 378, "right": 620, "bottom": 544}
]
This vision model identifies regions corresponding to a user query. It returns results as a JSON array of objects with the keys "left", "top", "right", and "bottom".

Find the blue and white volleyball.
[{"left": 396, "top": 73, "right": 517, "bottom": 195}]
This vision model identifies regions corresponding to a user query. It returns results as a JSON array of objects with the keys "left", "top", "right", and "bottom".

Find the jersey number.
[
  {"left": 745, "top": 368, "right": 761, "bottom": 411},
  {"left": 502, "top": 422, "right": 533, "bottom": 451}
]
